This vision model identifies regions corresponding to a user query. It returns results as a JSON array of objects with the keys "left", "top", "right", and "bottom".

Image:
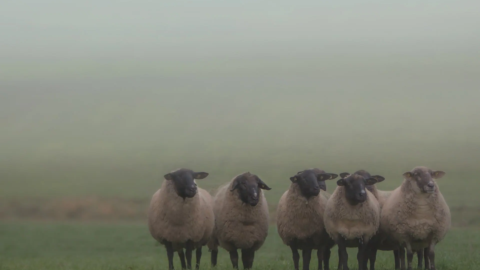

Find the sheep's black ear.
[
  {"left": 365, "top": 177, "right": 380, "bottom": 186},
  {"left": 432, "top": 171, "right": 445, "bottom": 179},
  {"left": 339, "top": 172, "right": 350, "bottom": 179},
  {"left": 230, "top": 180, "right": 239, "bottom": 192},
  {"left": 317, "top": 173, "right": 338, "bottom": 181},
  {"left": 328, "top": 173, "right": 338, "bottom": 180},
  {"left": 164, "top": 173, "right": 173, "bottom": 180},
  {"left": 337, "top": 179, "right": 346, "bottom": 186},
  {"left": 290, "top": 176, "right": 299, "bottom": 182},
  {"left": 193, "top": 172, "right": 209, "bottom": 179},
  {"left": 370, "top": 175, "right": 385, "bottom": 183},
  {"left": 403, "top": 172, "right": 413, "bottom": 179},
  {"left": 256, "top": 176, "right": 271, "bottom": 190}
]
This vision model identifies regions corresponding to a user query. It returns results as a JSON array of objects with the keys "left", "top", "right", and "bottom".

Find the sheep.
[
  {"left": 366, "top": 191, "right": 403, "bottom": 270},
  {"left": 276, "top": 168, "right": 338, "bottom": 270},
  {"left": 208, "top": 172, "right": 271, "bottom": 269},
  {"left": 380, "top": 166, "right": 451, "bottom": 270},
  {"left": 148, "top": 168, "right": 215, "bottom": 270},
  {"left": 337, "top": 171, "right": 394, "bottom": 270},
  {"left": 324, "top": 170, "right": 385, "bottom": 270},
  {"left": 338, "top": 170, "right": 406, "bottom": 270}
]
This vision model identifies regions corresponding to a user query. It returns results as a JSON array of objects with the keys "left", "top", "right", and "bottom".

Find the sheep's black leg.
[
  {"left": 241, "top": 249, "right": 248, "bottom": 269},
  {"left": 165, "top": 241, "right": 175, "bottom": 270},
  {"left": 406, "top": 245, "right": 414, "bottom": 270},
  {"left": 211, "top": 249, "right": 218, "bottom": 267},
  {"left": 323, "top": 247, "right": 331, "bottom": 270},
  {"left": 317, "top": 247, "right": 325, "bottom": 270},
  {"left": 317, "top": 249, "right": 323, "bottom": 270},
  {"left": 195, "top": 247, "right": 202, "bottom": 270},
  {"left": 337, "top": 249, "right": 341, "bottom": 270},
  {"left": 365, "top": 238, "right": 378, "bottom": 270},
  {"left": 427, "top": 244, "right": 435, "bottom": 270},
  {"left": 178, "top": 249, "right": 187, "bottom": 269},
  {"left": 337, "top": 237, "right": 349, "bottom": 270},
  {"left": 417, "top": 249, "right": 423, "bottom": 269},
  {"left": 290, "top": 244, "right": 300, "bottom": 270},
  {"left": 302, "top": 248, "right": 312, "bottom": 270},
  {"left": 185, "top": 240, "right": 194, "bottom": 269},
  {"left": 399, "top": 247, "right": 406, "bottom": 270},
  {"left": 241, "top": 248, "right": 255, "bottom": 269},
  {"left": 369, "top": 247, "right": 378, "bottom": 270},
  {"left": 407, "top": 252, "right": 413, "bottom": 270},
  {"left": 248, "top": 250, "right": 255, "bottom": 269},
  {"left": 357, "top": 239, "right": 367, "bottom": 270},
  {"left": 229, "top": 250, "right": 239, "bottom": 269},
  {"left": 423, "top": 247, "right": 430, "bottom": 270},
  {"left": 394, "top": 250, "right": 400, "bottom": 270},
  {"left": 356, "top": 245, "right": 361, "bottom": 269},
  {"left": 400, "top": 247, "right": 407, "bottom": 270}
]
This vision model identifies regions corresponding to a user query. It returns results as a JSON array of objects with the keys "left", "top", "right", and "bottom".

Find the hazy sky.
[{"left": 1, "top": 1, "right": 479, "bottom": 79}]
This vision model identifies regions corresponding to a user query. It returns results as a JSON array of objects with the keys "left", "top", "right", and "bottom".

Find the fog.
[{"left": 1, "top": 1, "right": 480, "bottom": 205}]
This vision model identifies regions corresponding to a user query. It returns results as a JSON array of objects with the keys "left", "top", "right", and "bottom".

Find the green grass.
[{"left": 1, "top": 221, "right": 479, "bottom": 270}]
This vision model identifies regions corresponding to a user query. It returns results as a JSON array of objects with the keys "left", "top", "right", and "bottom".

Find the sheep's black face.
[
  {"left": 231, "top": 172, "right": 271, "bottom": 206},
  {"left": 403, "top": 166, "right": 445, "bottom": 194},
  {"left": 290, "top": 169, "right": 338, "bottom": 198},
  {"left": 337, "top": 171, "right": 384, "bottom": 205},
  {"left": 164, "top": 169, "right": 209, "bottom": 199},
  {"left": 341, "top": 170, "right": 385, "bottom": 194}
]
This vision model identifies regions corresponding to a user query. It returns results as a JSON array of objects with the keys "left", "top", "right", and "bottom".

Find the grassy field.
[{"left": 0, "top": 222, "right": 479, "bottom": 270}]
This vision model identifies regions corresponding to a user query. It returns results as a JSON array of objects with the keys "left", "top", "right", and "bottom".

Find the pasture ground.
[{"left": 1, "top": 221, "right": 479, "bottom": 270}]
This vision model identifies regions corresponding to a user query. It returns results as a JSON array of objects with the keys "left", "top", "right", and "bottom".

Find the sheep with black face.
[
  {"left": 148, "top": 168, "right": 215, "bottom": 270},
  {"left": 208, "top": 172, "right": 271, "bottom": 269},
  {"left": 324, "top": 170, "right": 385, "bottom": 270},
  {"left": 340, "top": 170, "right": 411, "bottom": 270},
  {"left": 276, "top": 168, "right": 338, "bottom": 270},
  {"left": 380, "top": 166, "right": 451, "bottom": 270}
]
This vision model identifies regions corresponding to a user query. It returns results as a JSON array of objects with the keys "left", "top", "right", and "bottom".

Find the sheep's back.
[
  {"left": 324, "top": 187, "right": 380, "bottom": 242},
  {"left": 376, "top": 189, "right": 392, "bottom": 208},
  {"left": 213, "top": 184, "right": 269, "bottom": 252},
  {"left": 434, "top": 191, "right": 451, "bottom": 242},
  {"left": 148, "top": 182, "right": 213, "bottom": 245},
  {"left": 276, "top": 188, "right": 328, "bottom": 247},
  {"left": 381, "top": 185, "right": 451, "bottom": 246},
  {"left": 196, "top": 188, "right": 215, "bottom": 246}
]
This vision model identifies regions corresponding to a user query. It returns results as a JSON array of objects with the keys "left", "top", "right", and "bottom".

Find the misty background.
[{"left": 1, "top": 1, "right": 480, "bottom": 222}]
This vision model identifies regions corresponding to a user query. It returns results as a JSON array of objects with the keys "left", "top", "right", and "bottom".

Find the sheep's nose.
[
  {"left": 359, "top": 190, "right": 366, "bottom": 197},
  {"left": 427, "top": 182, "right": 435, "bottom": 188}
]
